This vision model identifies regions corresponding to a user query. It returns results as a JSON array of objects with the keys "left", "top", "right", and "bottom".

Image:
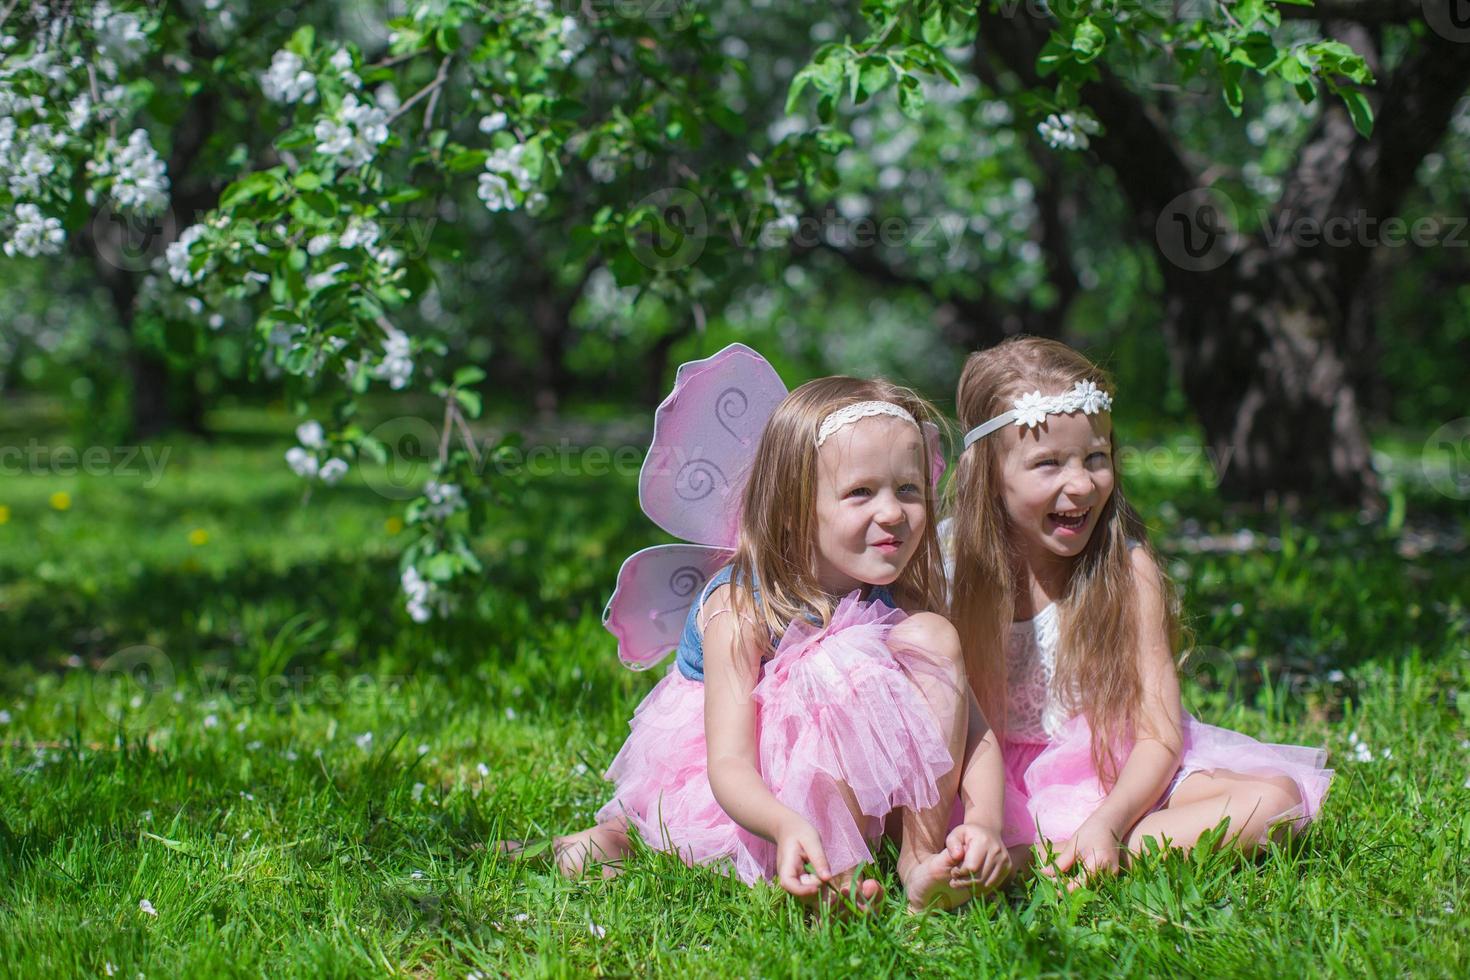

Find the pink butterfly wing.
[
  {"left": 602, "top": 544, "right": 734, "bottom": 670},
  {"left": 637, "top": 343, "right": 788, "bottom": 549}
]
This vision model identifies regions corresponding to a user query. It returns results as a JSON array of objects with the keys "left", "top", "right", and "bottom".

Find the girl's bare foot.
[
  {"left": 903, "top": 849, "right": 983, "bottom": 912},
  {"left": 499, "top": 820, "right": 630, "bottom": 879}
]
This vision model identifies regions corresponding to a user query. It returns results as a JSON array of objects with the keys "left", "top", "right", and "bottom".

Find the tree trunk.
[{"left": 973, "top": 5, "right": 1470, "bottom": 510}]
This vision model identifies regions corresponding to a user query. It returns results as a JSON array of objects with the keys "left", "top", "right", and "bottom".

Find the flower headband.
[
  {"left": 961, "top": 380, "right": 1113, "bottom": 450},
  {"left": 816, "top": 400, "right": 918, "bottom": 447}
]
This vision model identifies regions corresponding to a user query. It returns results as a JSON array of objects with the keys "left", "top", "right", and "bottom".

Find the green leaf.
[
  {"left": 286, "top": 25, "right": 315, "bottom": 58},
  {"left": 220, "top": 171, "right": 283, "bottom": 208},
  {"left": 1037, "top": 37, "right": 1072, "bottom": 78},
  {"left": 454, "top": 389, "right": 482, "bottom": 419},
  {"left": 1339, "top": 87, "right": 1374, "bottom": 137},
  {"left": 293, "top": 170, "right": 322, "bottom": 191},
  {"left": 1232, "top": 32, "right": 1277, "bottom": 70},
  {"left": 1221, "top": 62, "right": 1244, "bottom": 117},
  {"left": 1071, "top": 19, "right": 1105, "bottom": 65},
  {"left": 445, "top": 149, "right": 489, "bottom": 173},
  {"left": 453, "top": 366, "right": 486, "bottom": 387},
  {"left": 857, "top": 57, "right": 891, "bottom": 101},
  {"left": 897, "top": 77, "right": 926, "bottom": 119},
  {"left": 275, "top": 125, "right": 316, "bottom": 151}
]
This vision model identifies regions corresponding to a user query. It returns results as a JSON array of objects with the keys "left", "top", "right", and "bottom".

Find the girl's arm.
[
  {"left": 958, "top": 698, "right": 1006, "bottom": 831},
  {"left": 1045, "top": 547, "right": 1183, "bottom": 879},
  {"left": 701, "top": 587, "right": 831, "bottom": 894},
  {"left": 947, "top": 696, "right": 1014, "bottom": 888}
]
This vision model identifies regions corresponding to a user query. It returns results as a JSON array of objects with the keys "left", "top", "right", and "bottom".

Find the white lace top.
[
  {"left": 1006, "top": 602, "right": 1073, "bottom": 743},
  {"left": 937, "top": 516, "right": 1080, "bottom": 744}
]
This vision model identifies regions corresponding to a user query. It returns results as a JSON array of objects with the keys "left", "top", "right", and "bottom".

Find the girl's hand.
[
  {"left": 1039, "top": 816, "right": 1123, "bottom": 890},
  {"left": 774, "top": 814, "right": 832, "bottom": 898},
  {"left": 945, "top": 823, "right": 1012, "bottom": 891}
]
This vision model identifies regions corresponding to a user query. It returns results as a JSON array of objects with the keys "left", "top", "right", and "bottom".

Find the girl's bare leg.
[
  {"left": 1123, "top": 769, "right": 1304, "bottom": 857},
  {"left": 888, "top": 613, "right": 983, "bottom": 911}
]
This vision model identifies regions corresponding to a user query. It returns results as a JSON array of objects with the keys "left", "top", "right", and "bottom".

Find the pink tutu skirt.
[
  {"left": 1001, "top": 712, "right": 1333, "bottom": 848},
  {"left": 596, "top": 592, "right": 956, "bottom": 884}
]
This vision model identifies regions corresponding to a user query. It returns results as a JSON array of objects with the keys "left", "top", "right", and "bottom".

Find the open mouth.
[{"left": 1048, "top": 508, "right": 1090, "bottom": 533}]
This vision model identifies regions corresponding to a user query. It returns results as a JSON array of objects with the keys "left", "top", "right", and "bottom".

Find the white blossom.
[
  {"left": 478, "top": 111, "right": 507, "bottom": 134},
  {"left": 329, "top": 48, "right": 361, "bottom": 88},
  {"left": 318, "top": 457, "right": 348, "bottom": 484},
  {"left": 4, "top": 203, "right": 65, "bottom": 258},
  {"left": 339, "top": 218, "right": 380, "bottom": 250},
  {"left": 138, "top": 898, "right": 158, "bottom": 917},
  {"left": 307, "top": 233, "right": 335, "bottom": 256},
  {"left": 89, "top": 129, "right": 170, "bottom": 214},
  {"left": 285, "top": 446, "right": 319, "bottom": 478},
  {"left": 402, "top": 565, "right": 433, "bottom": 623},
  {"left": 1037, "top": 111, "right": 1101, "bottom": 152},
  {"left": 423, "top": 480, "right": 465, "bottom": 519},
  {"left": 295, "top": 420, "right": 325, "bottom": 449},
  {"left": 94, "top": 7, "right": 148, "bottom": 67},
  {"left": 261, "top": 49, "right": 318, "bottom": 104},
  {"left": 166, "top": 223, "right": 211, "bottom": 285},
  {"left": 477, "top": 171, "right": 513, "bottom": 211},
  {"left": 8, "top": 145, "right": 56, "bottom": 198},
  {"left": 305, "top": 261, "right": 349, "bottom": 291},
  {"left": 315, "top": 94, "right": 389, "bottom": 168},
  {"left": 374, "top": 327, "right": 413, "bottom": 389}
]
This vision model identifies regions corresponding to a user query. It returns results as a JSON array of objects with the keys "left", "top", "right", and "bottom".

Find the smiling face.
[
  {"left": 812, "top": 415, "right": 928, "bottom": 596},
  {"left": 999, "top": 407, "right": 1115, "bottom": 569}
]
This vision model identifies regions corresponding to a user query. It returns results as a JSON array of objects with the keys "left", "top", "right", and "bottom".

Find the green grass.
[{"left": 1, "top": 408, "right": 1468, "bottom": 976}]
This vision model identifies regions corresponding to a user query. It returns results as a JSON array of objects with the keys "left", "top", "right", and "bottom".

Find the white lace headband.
[
  {"left": 816, "top": 400, "right": 919, "bottom": 447},
  {"left": 961, "top": 381, "right": 1113, "bottom": 450}
]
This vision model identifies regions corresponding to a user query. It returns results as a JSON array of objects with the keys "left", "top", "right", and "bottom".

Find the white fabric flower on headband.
[
  {"left": 1073, "top": 380, "right": 1108, "bottom": 415},
  {"left": 962, "top": 379, "right": 1115, "bottom": 449},
  {"left": 1013, "top": 391, "right": 1051, "bottom": 428}
]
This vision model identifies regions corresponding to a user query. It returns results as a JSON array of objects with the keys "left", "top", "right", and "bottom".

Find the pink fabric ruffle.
[
  {"left": 1002, "top": 712, "right": 1333, "bottom": 848},
  {"left": 597, "top": 592, "right": 955, "bottom": 884}
]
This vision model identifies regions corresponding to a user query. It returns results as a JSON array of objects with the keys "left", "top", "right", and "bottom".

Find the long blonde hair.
[
  {"left": 728, "top": 377, "right": 948, "bottom": 648},
  {"left": 948, "top": 337, "right": 1183, "bottom": 785}
]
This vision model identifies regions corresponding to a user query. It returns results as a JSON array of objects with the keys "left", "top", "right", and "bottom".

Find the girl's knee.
[{"left": 1254, "top": 773, "right": 1303, "bottom": 819}]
